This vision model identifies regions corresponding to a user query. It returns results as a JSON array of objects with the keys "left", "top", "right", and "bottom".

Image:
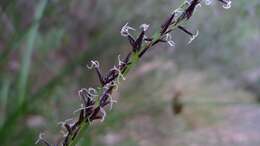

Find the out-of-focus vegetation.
[{"left": 0, "top": 0, "right": 260, "bottom": 146}]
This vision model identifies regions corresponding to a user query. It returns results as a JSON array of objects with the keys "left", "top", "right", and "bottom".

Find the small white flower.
[
  {"left": 188, "top": 30, "right": 199, "bottom": 44},
  {"left": 140, "top": 23, "right": 150, "bottom": 31},
  {"left": 86, "top": 60, "right": 100, "bottom": 69},
  {"left": 165, "top": 33, "right": 176, "bottom": 47},
  {"left": 120, "top": 23, "right": 135, "bottom": 37}
]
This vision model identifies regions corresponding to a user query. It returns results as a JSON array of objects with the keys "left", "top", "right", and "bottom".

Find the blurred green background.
[{"left": 0, "top": 0, "right": 260, "bottom": 146}]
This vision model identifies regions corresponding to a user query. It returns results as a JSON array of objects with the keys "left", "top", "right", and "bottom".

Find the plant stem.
[
  {"left": 64, "top": 1, "right": 196, "bottom": 145},
  {"left": 68, "top": 122, "right": 89, "bottom": 146}
]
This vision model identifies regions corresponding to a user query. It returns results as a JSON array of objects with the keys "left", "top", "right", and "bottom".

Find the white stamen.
[
  {"left": 188, "top": 30, "right": 199, "bottom": 44},
  {"left": 86, "top": 60, "right": 100, "bottom": 69},
  {"left": 120, "top": 23, "right": 136, "bottom": 37},
  {"left": 100, "top": 107, "right": 106, "bottom": 122},
  {"left": 173, "top": 9, "right": 184, "bottom": 15},
  {"left": 186, "top": 0, "right": 192, "bottom": 5},
  {"left": 106, "top": 93, "right": 118, "bottom": 110},
  {"left": 87, "top": 88, "right": 98, "bottom": 97},
  {"left": 78, "top": 88, "right": 86, "bottom": 96},
  {"left": 144, "top": 35, "right": 149, "bottom": 43},
  {"left": 73, "top": 104, "right": 94, "bottom": 114},
  {"left": 35, "top": 133, "right": 45, "bottom": 144},
  {"left": 57, "top": 118, "right": 74, "bottom": 127},
  {"left": 61, "top": 130, "right": 69, "bottom": 137},
  {"left": 195, "top": 3, "right": 202, "bottom": 12},
  {"left": 113, "top": 66, "right": 126, "bottom": 81},
  {"left": 117, "top": 55, "right": 126, "bottom": 66},
  {"left": 110, "top": 81, "right": 119, "bottom": 91},
  {"left": 140, "top": 24, "right": 150, "bottom": 31},
  {"left": 165, "top": 33, "right": 176, "bottom": 47},
  {"left": 223, "top": 0, "right": 232, "bottom": 9},
  {"left": 78, "top": 88, "right": 96, "bottom": 101},
  {"left": 103, "top": 84, "right": 110, "bottom": 90},
  {"left": 78, "top": 88, "right": 88, "bottom": 99}
]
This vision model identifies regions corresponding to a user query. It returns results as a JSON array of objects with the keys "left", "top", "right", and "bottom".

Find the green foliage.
[{"left": 17, "top": 0, "right": 47, "bottom": 105}]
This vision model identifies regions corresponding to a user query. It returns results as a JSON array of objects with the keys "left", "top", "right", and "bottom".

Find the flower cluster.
[{"left": 36, "top": 0, "right": 232, "bottom": 146}]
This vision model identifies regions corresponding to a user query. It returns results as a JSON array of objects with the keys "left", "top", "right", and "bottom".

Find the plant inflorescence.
[{"left": 36, "top": 0, "right": 232, "bottom": 146}]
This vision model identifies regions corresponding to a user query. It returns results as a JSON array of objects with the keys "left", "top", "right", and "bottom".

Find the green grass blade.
[
  {"left": 0, "top": 77, "right": 11, "bottom": 126},
  {"left": 0, "top": 0, "right": 47, "bottom": 145},
  {"left": 17, "top": 0, "right": 47, "bottom": 105}
]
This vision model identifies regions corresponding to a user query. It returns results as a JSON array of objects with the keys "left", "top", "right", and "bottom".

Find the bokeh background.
[{"left": 0, "top": 0, "right": 260, "bottom": 146}]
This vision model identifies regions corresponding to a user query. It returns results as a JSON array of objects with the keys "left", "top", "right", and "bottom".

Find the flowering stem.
[{"left": 36, "top": 0, "right": 232, "bottom": 146}]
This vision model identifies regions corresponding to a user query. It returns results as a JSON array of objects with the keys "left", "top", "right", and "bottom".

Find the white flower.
[
  {"left": 120, "top": 23, "right": 135, "bottom": 37},
  {"left": 140, "top": 23, "right": 150, "bottom": 31},
  {"left": 165, "top": 33, "right": 176, "bottom": 47}
]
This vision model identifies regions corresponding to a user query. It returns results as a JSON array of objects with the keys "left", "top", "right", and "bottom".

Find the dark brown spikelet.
[
  {"left": 134, "top": 31, "right": 145, "bottom": 52},
  {"left": 217, "top": 0, "right": 228, "bottom": 5},
  {"left": 127, "top": 35, "right": 136, "bottom": 48},
  {"left": 185, "top": 0, "right": 200, "bottom": 19},
  {"left": 161, "top": 12, "right": 175, "bottom": 34}
]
